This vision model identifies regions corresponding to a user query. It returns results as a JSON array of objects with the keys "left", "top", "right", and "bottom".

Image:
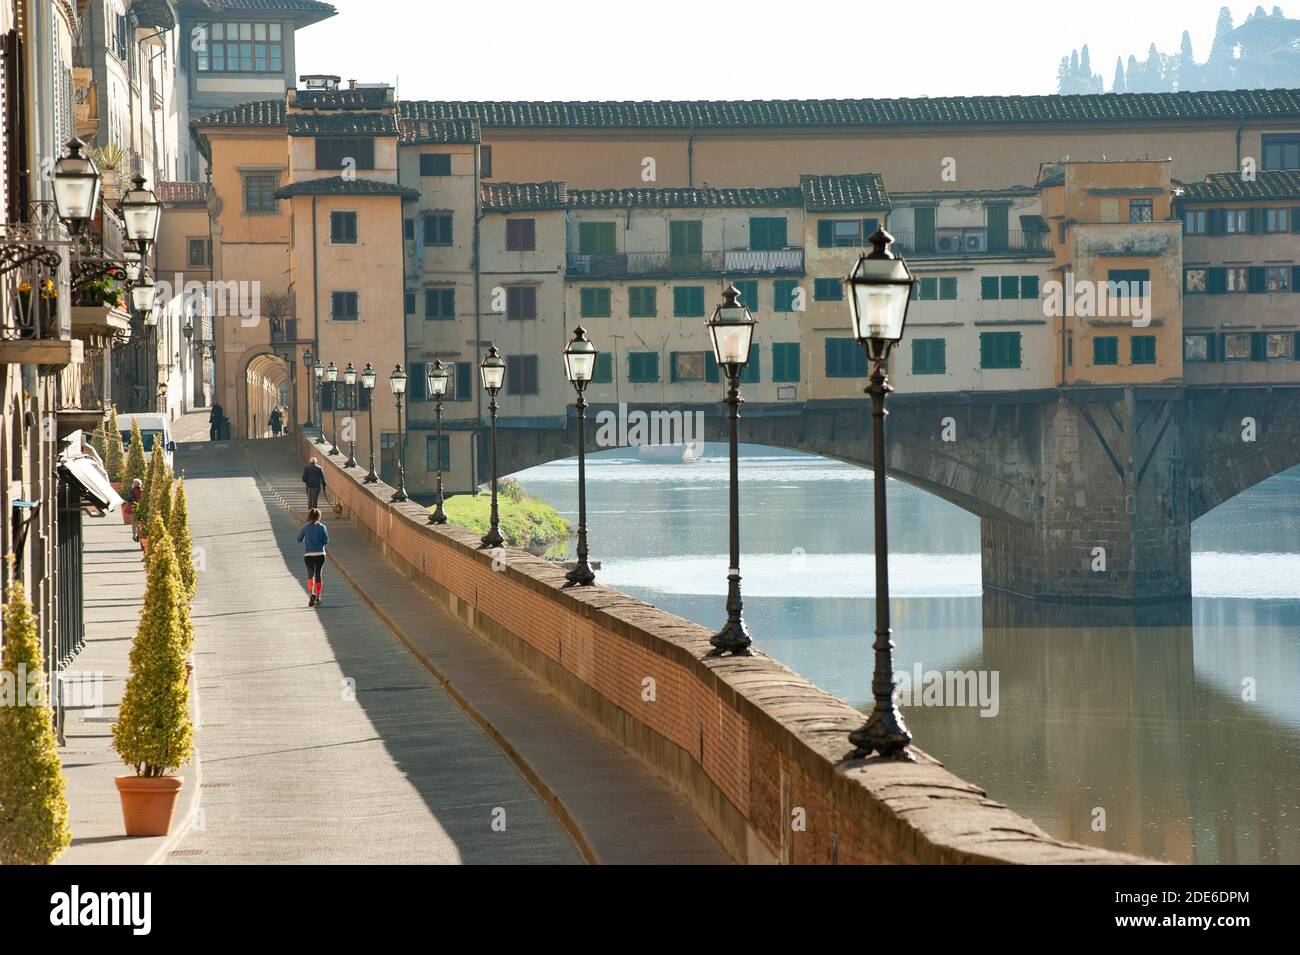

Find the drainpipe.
[
  {"left": 687, "top": 127, "right": 695, "bottom": 187},
  {"left": 311, "top": 193, "right": 320, "bottom": 438},
  {"left": 1235, "top": 123, "right": 1243, "bottom": 172},
  {"left": 473, "top": 142, "right": 483, "bottom": 487}
]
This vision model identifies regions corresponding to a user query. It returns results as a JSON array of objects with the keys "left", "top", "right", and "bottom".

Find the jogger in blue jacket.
[{"left": 297, "top": 508, "right": 330, "bottom": 607}]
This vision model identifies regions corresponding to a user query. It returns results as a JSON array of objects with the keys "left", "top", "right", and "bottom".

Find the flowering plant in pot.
[{"left": 111, "top": 525, "right": 194, "bottom": 836}]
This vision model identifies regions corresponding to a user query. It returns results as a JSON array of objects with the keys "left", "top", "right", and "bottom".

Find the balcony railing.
[
  {"left": 567, "top": 246, "right": 804, "bottom": 278},
  {"left": 889, "top": 228, "right": 1050, "bottom": 258},
  {"left": 1, "top": 220, "right": 72, "bottom": 342}
]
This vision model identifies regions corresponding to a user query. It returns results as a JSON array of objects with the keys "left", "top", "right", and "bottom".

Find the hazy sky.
[{"left": 295, "top": 0, "right": 1292, "bottom": 101}]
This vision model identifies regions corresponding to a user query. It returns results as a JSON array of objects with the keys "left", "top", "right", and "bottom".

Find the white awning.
[{"left": 59, "top": 454, "right": 124, "bottom": 513}]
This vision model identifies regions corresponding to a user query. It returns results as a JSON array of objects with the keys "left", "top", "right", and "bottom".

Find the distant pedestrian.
[
  {"left": 269, "top": 407, "right": 283, "bottom": 436},
  {"left": 297, "top": 508, "right": 329, "bottom": 607},
  {"left": 209, "top": 402, "right": 225, "bottom": 440},
  {"left": 302, "top": 456, "right": 326, "bottom": 510},
  {"left": 128, "top": 478, "right": 144, "bottom": 541}
]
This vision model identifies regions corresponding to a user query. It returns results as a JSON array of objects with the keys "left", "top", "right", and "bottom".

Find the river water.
[{"left": 511, "top": 445, "right": 1300, "bottom": 864}]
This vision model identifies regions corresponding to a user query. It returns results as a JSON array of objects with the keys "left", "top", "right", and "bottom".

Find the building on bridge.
[{"left": 180, "top": 78, "right": 1300, "bottom": 600}]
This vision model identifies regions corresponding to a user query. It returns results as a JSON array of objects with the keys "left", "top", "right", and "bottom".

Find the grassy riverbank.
[{"left": 438, "top": 479, "right": 572, "bottom": 555}]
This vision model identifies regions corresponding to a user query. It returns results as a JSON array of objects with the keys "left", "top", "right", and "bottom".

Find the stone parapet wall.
[{"left": 299, "top": 434, "right": 1147, "bottom": 864}]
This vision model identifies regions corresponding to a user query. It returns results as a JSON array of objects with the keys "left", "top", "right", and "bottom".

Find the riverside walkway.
[{"left": 164, "top": 428, "right": 728, "bottom": 864}]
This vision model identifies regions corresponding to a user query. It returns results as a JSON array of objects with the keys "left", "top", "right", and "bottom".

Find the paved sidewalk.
[
  {"left": 247, "top": 438, "right": 731, "bottom": 864},
  {"left": 166, "top": 438, "right": 583, "bottom": 864},
  {"left": 59, "top": 513, "right": 200, "bottom": 864},
  {"left": 170, "top": 409, "right": 213, "bottom": 444}
]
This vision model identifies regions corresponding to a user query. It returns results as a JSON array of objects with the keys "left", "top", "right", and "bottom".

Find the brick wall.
[{"left": 300, "top": 434, "right": 1147, "bottom": 865}]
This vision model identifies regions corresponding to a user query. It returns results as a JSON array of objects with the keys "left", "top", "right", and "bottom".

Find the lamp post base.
[
  {"left": 707, "top": 616, "right": 752, "bottom": 657},
  {"left": 848, "top": 707, "right": 915, "bottom": 761},
  {"left": 564, "top": 560, "right": 596, "bottom": 587},
  {"left": 390, "top": 488, "right": 408, "bottom": 503},
  {"left": 479, "top": 528, "right": 504, "bottom": 549},
  {"left": 428, "top": 502, "right": 447, "bottom": 524}
]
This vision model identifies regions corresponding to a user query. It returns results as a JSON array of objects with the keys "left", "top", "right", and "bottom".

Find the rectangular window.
[
  {"left": 1226, "top": 266, "right": 1250, "bottom": 292},
  {"left": 1184, "top": 334, "right": 1211, "bottom": 362},
  {"left": 979, "top": 331, "right": 1022, "bottom": 369},
  {"left": 732, "top": 279, "right": 759, "bottom": 313},
  {"left": 1131, "top": 335, "right": 1157, "bottom": 365},
  {"left": 242, "top": 173, "right": 279, "bottom": 215},
  {"left": 628, "top": 351, "right": 660, "bottom": 383},
  {"left": 1266, "top": 266, "right": 1292, "bottom": 292},
  {"left": 824, "top": 338, "right": 867, "bottom": 378},
  {"left": 999, "top": 275, "right": 1020, "bottom": 299},
  {"left": 914, "top": 277, "right": 938, "bottom": 301},
  {"left": 592, "top": 352, "right": 613, "bottom": 383},
  {"left": 814, "top": 277, "right": 843, "bottom": 301},
  {"left": 740, "top": 348, "right": 760, "bottom": 384},
  {"left": 749, "top": 217, "right": 788, "bottom": 251},
  {"left": 419, "top": 153, "right": 452, "bottom": 176},
  {"left": 820, "top": 219, "right": 862, "bottom": 248},
  {"left": 408, "top": 363, "right": 427, "bottom": 403},
  {"left": 316, "top": 137, "right": 374, "bottom": 171},
  {"left": 195, "top": 21, "right": 283, "bottom": 73},
  {"left": 423, "top": 214, "right": 452, "bottom": 246},
  {"left": 669, "top": 220, "right": 703, "bottom": 271},
  {"left": 1020, "top": 275, "right": 1039, "bottom": 299},
  {"left": 670, "top": 351, "right": 707, "bottom": 382},
  {"left": 940, "top": 276, "right": 958, "bottom": 300},
  {"left": 628, "top": 286, "right": 657, "bottom": 317},
  {"left": 1184, "top": 268, "right": 1207, "bottom": 294},
  {"left": 773, "top": 279, "right": 799, "bottom": 312},
  {"left": 1264, "top": 208, "right": 1291, "bottom": 233},
  {"left": 426, "top": 435, "right": 451, "bottom": 472},
  {"left": 580, "top": 287, "right": 611, "bottom": 317},
  {"left": 1093, "top": 336, "right": 1119, "bottom": 365},
  {"left": 329, "top": 210, "right": 357, "bottom": 244},
  {"left": 404, "top": 290, "right": 415, "bottom": 316},
  {"left": 330, "top": 291, "right": 359, "bottom": 322},
  {"left": 480, "top": 145, "right": 493, "bottom": 179},
  {"left": 578, "top": 221, "right": 616, "bottom": 255},
  {"left": 980, "top": 275, "right": 1000, "bottom": 300},
  {"left": 772, "top": 342, "right": 800, "bottom": 382},
  {"left": 424, "top": 287, "right": 454, "bottom": 320},
  {"left": 403, "top": 218, "right": 415, "bottom": 241},
  {"left": 673, "top": 286, "right": 705, "bottom": 318},
  {"left": 506, "top": 355, "right": 539, "bottom": 395},
  {"left": 1267, "top": 332, "right": 1295, "bottom": 359},
  {"left": 1262, "top": 134, "right": 1300, "bottom": 170},
  {"left": 1223, "top": 332, "right": 1252, "bottom": 360},
  {"left": 187, "top": 237, "right": 212, "bottom": 267},
  {"left": 1128, "top": 198, "right": 1153, "bottom": 222},
  {"left": 1223, "top": 209, "right": 1248, "bottom": 234},
  {"left": 505, "top": 218, "right": 536, "bottom": 251},
  {"left": 911, "top": 338, "right": 946, "bottom": 375},
  {"left": 1183, "top": 209, "right": 1208, "bottom": 235},
  {"left": 506, "top": 286, "right": 537, "bottom": 320},
  {"left": 454, "top": 361, "right": 472, "bottom": 401}
]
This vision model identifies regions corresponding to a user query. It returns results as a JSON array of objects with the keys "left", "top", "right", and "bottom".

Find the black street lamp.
[
  {"left": 478, "top": 345, "right": 506, "bottom": 549},
  {"left": 343, "top": 361, "right": 358, "bottom": 468},
  {"left": 361, "top": 362, "right": 379, "bottom": 483},
  {"left": 325, "top": 360, "right": 340, "bottom": 455},
  {"left": 563, "top": 326, "right": 597, "bottom": 586},
  {"left": 120, "top": 174, "right": 162, "bottom": 257},
  {"left": 313, "top": 358, "right": 327, "bottom": 445},
  {"left": 51, "top": 138, "right": 102, "bottom": 235},
  {"left": 705, "top": 283, "right": 757, "bottom": 657},
  {"left": 302, "top": 349, "right": 315, "bottom": 429},
  {"left": 426, "top": 360, "right": 450, "bottom": 524},
  {"left": 389, "top": 363, "right": 408, "bottom": 502},
  {"left": 845, "top": 227, "right": 917, "bottom": 762},
  {"left": 130, "top": 272, "right": 157, "bottom": 325}
]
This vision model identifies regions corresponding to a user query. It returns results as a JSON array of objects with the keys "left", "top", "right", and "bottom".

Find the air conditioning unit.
[
  {"left": 935, "top": 231, "right": 962, "bottom": 255},
  {"left": 570, "top": 259, "right": 590, "bottom": 274},
  {"left": 964, "top": 230, "right": 988, "bottom": 253}
]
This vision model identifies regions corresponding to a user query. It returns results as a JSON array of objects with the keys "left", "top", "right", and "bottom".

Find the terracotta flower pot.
[
  {"left": 115, "top": 775, "right": 183, "bottom": 837},
  {"left": 140, "top": 536, "right": 149, "bottom": 556},
  {"left": 185, "top": 660, "right": 193, "bottom": 680}
]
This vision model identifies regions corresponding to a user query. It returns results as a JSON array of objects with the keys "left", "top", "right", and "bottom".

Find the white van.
[{"left": 118, "top": 413, "right": 176, "bottom": 472}]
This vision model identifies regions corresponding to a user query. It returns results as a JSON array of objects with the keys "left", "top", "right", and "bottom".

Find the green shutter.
[
  {"left": 1000, "top": 275, "right": 1020, "bottom": 299},
  {"left": 863, "top": 217, "right": 879, "bottom": 239},
  {"left": 1207, "top": 267, "right": 1226, "bottom": 294},
  {"left": 939, "top": 277, "right": 958, "bottom": 300},
  {"left": 1020, "top": 275, "right": 1039, "bottom": 299},
  {"left": 456, "top": 361, "right": 472, "bottom": 400},
  {"left": 592, "top": 353, "right": 613, "bottom": 383},
  {"left": 705, "top": 352, "right": 719, "bottom": 383},
  {"left": 773, "top": 279, "right": 797, "bottom": 312},
  {"left": 772, "top": 342, "right": 800, "bottom": 382},
  {"left": 981, "top": 276, "right": 999, "bottom": 300},
  {"left": 914, "top": 206, "right": 936, "bottom": 253},
  {"left": 669, "top": 351, "right": 680, "bottom": 382},
  {"left": 986, "top": 204, "right": 1009, "bottom": 251},
  {"left": 734, "top": 280, "right": 758, "bottom": 313},
  {"left": 1248, "top": 266, "right": 1267, "bottom": 294},
  {"left": 1251, "top": 332, "right": 1267, "bottom": 361},
  {"left": 740, "top": 347, "right": 759, "bottom": 383},
  {"left": 817, "top": 220, "right": 833, "bottom": 248},
  {"left": 670, "top": 221, "right": 702, "bottom": 270}
]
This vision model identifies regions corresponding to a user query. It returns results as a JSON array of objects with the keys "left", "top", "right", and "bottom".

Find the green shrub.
[
  {"left": 169, "top": 479, "right": 197, "bottom": 604},
  {"left": 123, "top": 418, "right": 147, "bottom": 486},
  {"left": 104, "top": 408, "right": 126, "bottom": 483},
  {"left": 442, "top": 482, "right": 572, "bottom": 551},
  {"left": 112, "top": 527, "right": 194, "bottom": 777},
  {"left": 0, "top": 579, "right": 72, "bottom": 864}
]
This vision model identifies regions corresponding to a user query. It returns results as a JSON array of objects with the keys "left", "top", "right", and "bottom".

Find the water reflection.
[{"left": 511, "top": 446, "right": 1300, "bottom": 864}]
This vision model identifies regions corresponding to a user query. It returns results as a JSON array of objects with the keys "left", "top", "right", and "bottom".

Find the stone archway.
[{"left": 242, "top": 350, "right": 291, "bottom": 439}]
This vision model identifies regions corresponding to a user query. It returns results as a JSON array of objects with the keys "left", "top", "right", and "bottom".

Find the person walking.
[
  {"left": 296, "top": 508, "right": 329, "bottom": 607},
  {"left": 128, "top": 478, "right": 144, "bottom": 542},
  {"left": 209, "top": 402, "right": 225, "bottom": 440},
  {"left": 302, "top": 456, "right": 326, "bottom": 510},
  {"left": 269, "top": 407, "right": 283, "bottom": 436}
]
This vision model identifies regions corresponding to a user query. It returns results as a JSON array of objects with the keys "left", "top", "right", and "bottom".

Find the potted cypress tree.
[
  {"left": 105, "top": 407, "right": 126, "bottom": 489},
  {"left": 111, "top": 525, "right": 194, "bottom": 836},
  {"left": 170, "top": 478, "right": 197, "bottom": 603},
  {"left": 0, "top": 580, "right": 73, "bottom": 864},
  {"left": 123, "top": 419, "right": 147, "bottom": 535},
  {"left": 138, "top": 442, "right": 166, "bottom": 555}
]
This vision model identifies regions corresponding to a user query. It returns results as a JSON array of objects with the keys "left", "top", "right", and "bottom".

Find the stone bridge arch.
[{"left": 240, "top": 348, "right": 291, "bottom": 439}]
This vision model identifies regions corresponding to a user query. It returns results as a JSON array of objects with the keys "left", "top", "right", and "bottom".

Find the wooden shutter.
[
  {"left": 981, "top": 276, "right": 999, "bottom": 300},
  {"left": 1248, "top": 266, "right": 1267, "bottom": 294},
  {"left": 1247, "top": 208, "right": 1260, "bottom": 234},
  {"left": 1292, "top": 265, "right": 1300, "bottom": 291},
  {"left": 914, "top": 206, "right": 936, "bottom": 253},
  {"left": 986, "top": 204, "right": 1010, "bottom": 251},
  {"left": 456, "top": 362, "right": 472, "bottom": 400},
  {"left": 1206, "top": 267, "right": 1226, "bottom": 295},
  {"left": 863, "top": 217, "right": 879, "bottom": 238},
  {"left": 817, "top": 220, "right": 833, "bottom": 248},
  {"left": 705, "top": 352, "right": 719, "bottom": 383}
]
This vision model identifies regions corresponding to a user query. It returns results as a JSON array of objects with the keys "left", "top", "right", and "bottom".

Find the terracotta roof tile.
[
  {"left": 800, "top": 174, "right": 890, "bottom": 211},
  {"left": 273, "top": 176, "right": 420, "bottom": 199},
  {"left": 480, "top": 182, "right": 568, "bottom": 211},
  {"left": 1178, "top": 169, "right": 1300, "bottom": 201},
  {"left": 567, "top": 186, "right": 804, "bottom": 209},
  {"left": 157, "top": 180, "right": 210, "bottom": 205}
]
